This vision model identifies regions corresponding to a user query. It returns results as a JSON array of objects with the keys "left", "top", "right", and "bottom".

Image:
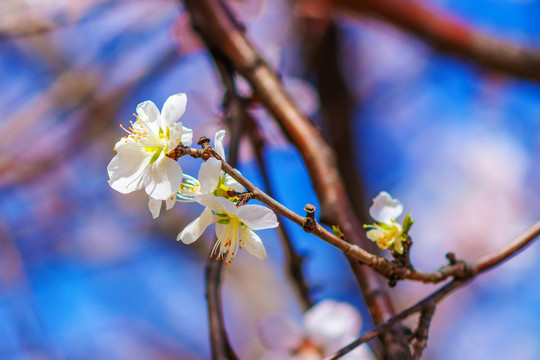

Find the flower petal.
[
  {"left": 369, "top": 191, "right": 403, "bottom": 224},
  {"left": 224, "top": 174, "right": 245, "bottom": 193},
  {"left": 177, "top": 207, "right": 214, "bottom": 244},
  {"left": 237, "top": 205, "right": 278, "bottom": 230},
  {"left": 107, "top": 142, "right": 151, "bottom": 194},
  {"left": 165, "top": 195, "right": 176, "bottom": 210},
  {"left": 240, "top": 227, "right": 267, "bottom": 259},
  {"left": 181, "top": 125, "right": 193, "bottom": 147},
  {"left": 148, "top": 197, "right": 162, "bottom": 219},
  {"left": 144, "top": 154, "right": 183, "bottom": 200},
  {"left": 214, "top": 129, "right": 226, "bottom": 160},
  {"left": 304, "top": 300, "right": 361, "bottom": 350},
  {"left": 168, "top": 123, "right": 186, "bottom": 150},
  {"left": 258, "top": 314, "right": 303, "bottom": 351},
  {"left": 136, "top": 100, "right": 160, "bottom": 123},
  {"left": 198, "top": 158, "right": 221, "bottom": 194},
  {"left": 196, "top": 194, "right": 238, "bottom": 215},
  {"left": 161, "top": 93, "right": 187, "bottom": 126}
]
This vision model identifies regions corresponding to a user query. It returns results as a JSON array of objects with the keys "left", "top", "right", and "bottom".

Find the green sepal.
[
  {"left": 402, "top": 212, "right": 414, "bottom": 235},
  {"left": 217, "top": 219, "right": 230, "bottom": 225}
]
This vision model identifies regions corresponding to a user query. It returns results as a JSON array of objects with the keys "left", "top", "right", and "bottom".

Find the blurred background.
[{"left": 1, "top": 0, "right": 540, "bottom": 358}]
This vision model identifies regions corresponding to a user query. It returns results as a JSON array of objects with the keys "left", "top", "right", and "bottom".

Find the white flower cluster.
[{"left": 107, "top": 94, "right": 278, "bottom": 263}]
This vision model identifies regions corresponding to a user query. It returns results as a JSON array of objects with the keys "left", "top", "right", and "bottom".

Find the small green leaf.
[
  {"left": 332, "top": 225, "right": 344, "bottom": 239},
  {"left": 402, "top": 213, "right": 414, "bottom": 235}
]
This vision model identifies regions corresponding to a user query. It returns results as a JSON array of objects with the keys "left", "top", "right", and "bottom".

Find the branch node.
[
  {"left": 303, "top": 204, "right": 317, "bottom": 232},
  {"left": 197, "top": 136, "right": 211, "bottom": 148},
  {"left": 446, "top": 252, "right": 457, "bottom": 265}
]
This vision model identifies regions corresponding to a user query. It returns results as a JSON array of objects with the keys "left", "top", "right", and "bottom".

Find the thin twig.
[
  {"left": 327, "top": 219, "right": 540, "bottom": 359},
  {"left": 170, "top": 145, "right": 483, "bottom": 284}
]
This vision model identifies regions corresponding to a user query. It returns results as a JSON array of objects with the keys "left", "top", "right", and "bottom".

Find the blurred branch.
[
  {"left": 245, "top": 113, "right": 314, "bottom": 310},
  {"left": 205, "top": 20, "right": 314, "bottom": 311},
  {"left": 205, "top": 260, "right": 238, "bottom": 360},
  {"left": 299, "top": 9, "right": 409, "bottom": 356},
  {"left": 0, "top": 38, "right": 179, "bottom": 188},
  {"left": 205, "top": 49, "right": 242, "bottom": 360},
  {"left": 327, "top": 219, "right": 540, "bottom": 358},
  {"left": 331, "top": 0, "right": 540, "bottom": 83},
  {"left": 182, "top": 1, "right": 406, "bottom": 355},
  {"left": 411, "top": 305, "right": 435, "bottom": 360}
]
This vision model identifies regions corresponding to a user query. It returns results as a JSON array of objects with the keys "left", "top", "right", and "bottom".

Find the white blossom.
[
  {"left": 107, "top": 93, "right": 193, "bottom": 201},
  {"left": 177, "top": 194, "right": 278, "bottom": 264},
  {"left": 177, "top": 130, "right": 244, "bottom": 202},
  {"left": 364, "top": 191, "right": 405, "bottom": 254}
]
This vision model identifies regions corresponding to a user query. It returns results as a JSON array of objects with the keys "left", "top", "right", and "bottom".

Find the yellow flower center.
[{"left": 211, "top": 213, "right": 246, "bottom": 264}]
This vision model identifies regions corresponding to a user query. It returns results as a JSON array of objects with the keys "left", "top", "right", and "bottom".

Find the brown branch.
[
  {"left": 205, "top": 260, "right": 238, "bottom": 360},
  {"left": 182, "top": 0, "right": 405, "bottom": 354},
  {"left": 327, "top": 219, "right": 540, "bottom": 359},
  {"left": 245, "top": 113, "right": 314, "bottom": 310},
  {"left": 476, "top": 219, "right": 540, "bottom": 273},
  {"left": 169, "top": 145, "right": 484, "bottom": 284},
  {"left": 301, "top": 15, "right": 407, "bottom": 356},
  {"left": 411, "top": 305, "right": 435, "bottom": 360},
  {"left": 330, "top": 0, "right": 540, "bottom": 83},
  {"left": 204, "top": 51, "right": 243, "bottom": 360}
]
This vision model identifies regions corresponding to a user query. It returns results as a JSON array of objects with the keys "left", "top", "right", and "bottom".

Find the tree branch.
[
  {"left": 330, "top": 0, "right": 540, "bottom": 83},
  {"left": 182, "top": 0, "right": 404, "bottom": 353},
  {"left": 327, "top": 219, "right": 540, "bottom": 358}
]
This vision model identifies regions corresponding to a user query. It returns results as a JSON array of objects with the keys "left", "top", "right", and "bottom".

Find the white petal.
[
  {"left": 180, "top": 125, "right": 193, "bottom": 147},
  {"left": 304, "top": 300, "right": 361, "bottom": 349},
  {"left": 258, "top": 314, "right": 303, "bottom": 351},
  {"left": 107, "top": 142, "right": 151, "bottom": 194},
  {"left": 369, "top": 191, "right": 403, "bottom": 223},
  {"left": 224, "top": 174, "right": 245, "bottom": 193},
  {"left": 214, "top": 129, "right": 226, "bottom": 160},
  {"left": 161, "top": 93, "right": 187, "bottom": 126},
  {"left": 136, "top": 100, "right": 160, "bottom": 123},
  {"left": 196, "top": 194, "right": 238, "bottom": 215},
  {"left": 198, "top": 158, "right": 221, "bottom": 194},
  {"left": 177, "top": 208, "right": 214, "bottom": 244},
  {"left": 148, "top": 197, "right": 162, "bottom": 219},
  {"left": 165, "top": 195, "right": 176, "bottom": 210},
  {"left": 168, "top": 123, "right": 186, "bottom": 150},
  {"left": 144, "top": 155, "right": 183, "bottom": 200},
  {"left": 237, "top": 205, "right": 278, "bottom": 230},
  {"left": 240, "top": 228, "right": 267, "bottom": 259}
]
